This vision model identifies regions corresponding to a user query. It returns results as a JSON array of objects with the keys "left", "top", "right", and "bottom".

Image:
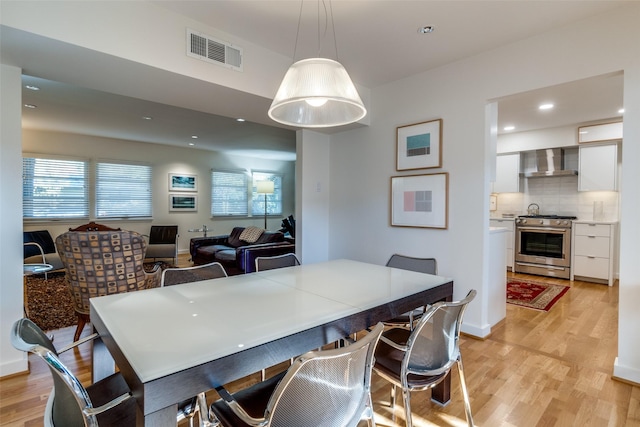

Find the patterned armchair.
[{"left": 55, "top": 225, "right": 161, "bottom": 340}]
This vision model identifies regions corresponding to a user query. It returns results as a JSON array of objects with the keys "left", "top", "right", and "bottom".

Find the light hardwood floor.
[{"left": 2, "top": 258, "right": 640, "bottom": 426}]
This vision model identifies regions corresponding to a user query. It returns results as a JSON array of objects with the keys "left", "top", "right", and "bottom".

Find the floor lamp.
[{"left": 256, "top": 181, "right": 274, "bottom": 229}]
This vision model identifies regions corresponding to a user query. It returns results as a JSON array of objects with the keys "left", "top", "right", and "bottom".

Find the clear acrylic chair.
[
  {"left": 209, "top": 322, "right": 385, "bottom": 427},
  {"left": 161, "top": 261, "right": 228, "bottom": 286},
  {"left": 11, "top": 318, "right": 209, "bottom": 427},
  {"left": 254, "top": 253, "right": 300, "bottom": 272},
  {"left": 385, "top": 254, "right": 438, "bottom": 330},
  {"left": 373, "top": 290, "right": 477, "bottom": 427}
]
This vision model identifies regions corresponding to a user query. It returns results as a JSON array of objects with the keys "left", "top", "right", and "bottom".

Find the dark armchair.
[
  {"left": 145, "top": 225, "right": 179, "bottom": 265},
  {"left": 23, "top": 230, "right": 64, "bottom": 278}
]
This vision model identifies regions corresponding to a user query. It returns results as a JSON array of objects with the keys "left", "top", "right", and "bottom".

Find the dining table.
[{"left": 90, "top": 258, "right": 454, "bottom": 426}]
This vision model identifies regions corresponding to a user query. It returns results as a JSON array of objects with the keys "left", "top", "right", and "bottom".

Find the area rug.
[
  {"left": 506, "top": 280, "right": 569, "bottom": 311},
  {"left": 24, "top": 273, "right": 77, "bottom": 332}
]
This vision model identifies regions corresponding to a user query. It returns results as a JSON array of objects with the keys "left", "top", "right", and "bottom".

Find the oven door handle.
[{"left": 517, "top": 227, "right": 568, "bottom": 233}]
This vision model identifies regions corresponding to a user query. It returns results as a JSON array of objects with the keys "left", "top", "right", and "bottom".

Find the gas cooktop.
[{"left": 518, "top": 214, "right": 577, "bottom": 220}]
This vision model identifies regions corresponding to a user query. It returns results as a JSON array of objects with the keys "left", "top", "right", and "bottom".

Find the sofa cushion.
[
  {"left": 255, "top": 231, "right": 284, "bottom": 244},
  {"left": 239, "top": 226, "right": 264, "bottom": 243},
  {"left": 215, "top": 249, "right": 237, "bottom": 262},
  {"left": 226, "top": 227, "right": 246, "bottom": 248}
]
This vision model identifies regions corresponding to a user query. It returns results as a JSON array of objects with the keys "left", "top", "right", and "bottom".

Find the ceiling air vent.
[{"left": 187, "top": 29, "right": 243, "bottom": 71}]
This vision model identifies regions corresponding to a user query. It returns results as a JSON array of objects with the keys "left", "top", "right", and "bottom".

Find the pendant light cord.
[{"left": 292, "top": 0, "right": 338, "bottom": 62}]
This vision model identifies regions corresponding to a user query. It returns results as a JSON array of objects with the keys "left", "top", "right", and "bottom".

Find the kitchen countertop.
[{"left": 573, "top": 219, "right": 619, "bottom": 225}]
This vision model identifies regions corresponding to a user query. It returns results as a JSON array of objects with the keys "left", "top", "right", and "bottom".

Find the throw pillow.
[{"left": 239, "top": 226, "right": 264, "bottom": 243}]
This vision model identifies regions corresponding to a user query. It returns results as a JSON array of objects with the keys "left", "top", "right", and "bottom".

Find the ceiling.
[{"left": 7, "top": 1, "right": 628, "bottom": 160}]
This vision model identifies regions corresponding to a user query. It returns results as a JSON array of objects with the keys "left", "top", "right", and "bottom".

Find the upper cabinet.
[
  {"left": 578, "top": 143, "right": 618, "bottom": 191},
  {"left": 493, "top": 153, "right": 522, "bottom": 193},
  {"left": 578, "top": 122, "right": 623, "bottom": 144}
]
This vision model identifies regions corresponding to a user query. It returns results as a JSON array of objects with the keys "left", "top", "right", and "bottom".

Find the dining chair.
[
  {"left": 385, "top": 254, "right": 438, "bottom": 330},
  {"left": 55, "top": 225, "right": 162, "bottom": 341},
  {"left": 145, "top": 225, "right": 179, "bottom": 266},
  {"left": 11, "top": 318, "right": 207, "bottom": 427},
  {"left": 373, "top": 289, "right": 477, "bottom": 427},
  {"left": 254, "top": 253, "right": 300, "bottom": 272},
  {"left": 209, "top": 322, "right": 385, "bottom": 427},
  {"left": 161, "top": 261, "right": 228, "bottom": 286}
]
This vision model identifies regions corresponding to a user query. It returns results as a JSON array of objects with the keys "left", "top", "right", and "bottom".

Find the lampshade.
[
  {"left": 268, "top": 58, "right": 367, "bottom": 128},
  {"left": 256, "top": 180, "right": 274, "bottom": 194}
]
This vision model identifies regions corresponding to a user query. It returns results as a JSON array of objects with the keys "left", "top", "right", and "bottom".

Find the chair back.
[
  {"left": 55, "top": 229, "right": 158, "bottom": 315},
  {"left": 386, "top": 254, "right": 437, "bottom": 275},
  {"left": 403, "top": 290, "right": 476, "bottom": 379},
  {"left": 265, "top": 322, "right": 384, "bottom": 427},
  {"left": 23, "top": 230, "right": 57, "bottom": 258},
  {"left": 254, "top": 253, "right": 300, "bottom": 272},
  {"left": 11, "top": 318, "right": 93, "bottom": 427},
  {"left": 161, "top": 262, "right": 228, "bottom": 286},
  {"left": 149, "top": 225, "right": 178, "bottom": 244}
]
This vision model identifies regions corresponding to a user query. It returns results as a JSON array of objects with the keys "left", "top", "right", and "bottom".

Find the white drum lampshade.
[{"left": 268, "top": 58, "right": 367, "bottom": 128}]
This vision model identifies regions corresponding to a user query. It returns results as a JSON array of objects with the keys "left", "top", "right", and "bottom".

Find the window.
[
  {"left": 212, "top": 170, "right": 248, "bottom": 216},
  {"left": 96, "top": 161, "right": 152, "bottom": 218},
  {"left": 23, "top": 157, "right": 89, "bottom": 219},
  {"left": 252, "top": 172, "right": 282, "bottom": 217}
]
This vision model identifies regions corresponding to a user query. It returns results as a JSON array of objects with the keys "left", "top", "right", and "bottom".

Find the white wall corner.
[
  {"left": 461, "top": 321, "right": 492, "bottom": 339},
  {"left": 614, "top": 357, "right": 640, "bottom": 385}
]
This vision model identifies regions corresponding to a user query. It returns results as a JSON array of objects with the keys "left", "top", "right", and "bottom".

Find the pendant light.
[{"left": 268, "top": 0, "right": 366, "bottom": 128}]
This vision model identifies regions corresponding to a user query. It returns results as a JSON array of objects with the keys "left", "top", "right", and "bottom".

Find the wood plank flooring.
[{"left": 2, "top": 259, "right": 639, "bottom": 426}]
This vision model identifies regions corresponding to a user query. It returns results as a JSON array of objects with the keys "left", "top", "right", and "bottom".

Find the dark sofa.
[{"left": 190, "top": 226, "right": 295, "bottom": 275}]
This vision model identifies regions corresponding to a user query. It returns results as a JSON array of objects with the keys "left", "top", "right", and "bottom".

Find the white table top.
[{"left": 90, "top": 259, "right": 451, "bottom": 383}]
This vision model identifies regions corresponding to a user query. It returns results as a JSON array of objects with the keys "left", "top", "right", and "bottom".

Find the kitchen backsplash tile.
[{"left": 492, "top": 175, "right": 619, "bottom": 221}]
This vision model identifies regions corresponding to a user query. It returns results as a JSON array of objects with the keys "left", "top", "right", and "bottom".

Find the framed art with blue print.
[{"left": 396, "top": 119, "right": 443, "bottom": 170}]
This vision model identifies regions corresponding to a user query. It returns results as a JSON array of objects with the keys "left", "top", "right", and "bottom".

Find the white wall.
[
  {"left": 296, "top": 130, "right": 330, "bottom": 264},
  {"left": 327, "top": 3, "right": 640, "bottom": 362},
  {"left": 0, "top": 64, "right": 28, "bottom": 376},
  {"left": 22, "top": 130, "right": 296, "bottom": 251}
]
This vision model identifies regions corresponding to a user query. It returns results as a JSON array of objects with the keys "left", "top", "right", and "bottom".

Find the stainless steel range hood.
[{"left": 525, "top": 148, "right": 578, "bottom": 178}]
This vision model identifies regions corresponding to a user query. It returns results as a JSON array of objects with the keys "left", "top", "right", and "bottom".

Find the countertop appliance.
[{"left": 514, "top": 214, "right": 577, "bottom": 279}]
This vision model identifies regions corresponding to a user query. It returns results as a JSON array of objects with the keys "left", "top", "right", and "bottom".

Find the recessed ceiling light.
[
  {"left": 538, "top": 103, "right": 554, "bottom": 110},
  {"left": 25, "top": 85, "right": 40, "bottom": 91},
  {"left": 618, "top": 108, "right": 625, "bottom": 114},
  {"left": 24, "top": 104, "right": 37, "bottom": 109},
  {"left": 142, "top": 116, "right": 153, "bottom": 120},
  {"left": 191, "top": 135, "right": 198, "bottom": 139},
  {"left": 503, "top": 125, "right": 515, "bottom": 131},
  {"left": 188, "top": 142, "right": 196, "bottom": 146},
  {"left": 418, "top": 26, "right": 435, "bottom": 34},
  {"left": 236, "top": 118, "right": 245, "bottom": 122}
]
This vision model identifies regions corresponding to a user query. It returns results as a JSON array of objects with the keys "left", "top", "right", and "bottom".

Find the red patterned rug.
[{"left": 507, "top": 280, "right": 569, "bottom": 311}]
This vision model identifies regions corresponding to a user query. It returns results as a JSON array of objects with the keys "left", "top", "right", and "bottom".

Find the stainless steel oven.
[{"left": 514, "top": 215, "right": 576, "bottom": 279}]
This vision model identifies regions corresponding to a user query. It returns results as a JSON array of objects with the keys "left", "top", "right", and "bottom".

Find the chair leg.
[
  {"left": 74, "top": 313, "right": 89, "bottom": 341},
  {"left": 390, "top": 384, "right": 397, "bottom": 422},
  {"left": 402, "top": 387, "right": 413, "bottom": 427},
  {"left": 457, "top": 357, "right": 475, "bottom": 427}
]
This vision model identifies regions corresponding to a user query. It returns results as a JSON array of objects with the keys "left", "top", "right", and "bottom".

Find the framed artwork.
[
  {"left": 396, "top": 119, "right": 443, "bottom": 170},
  {"left": 169, "top": 194, "right": 197, "bottom": 212},
  {"left": 169, "top": 173, "right": 197, "bottom": 192},
  {"left": 390, "top": 172, "right": 448, "bottom": 229}
]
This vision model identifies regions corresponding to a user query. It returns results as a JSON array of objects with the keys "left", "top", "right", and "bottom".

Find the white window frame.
[
  {"left": 95, "top": 160, "right": 152, "bottom": 219},
  {"left": 211, "top": 169, "right": 249, "bottom": 217},
  {"left": 251, "top": 171, "right": 283, "bottom": 217},
  {"left": 23, "top": 155, "right": 89, "bottom": 221}
]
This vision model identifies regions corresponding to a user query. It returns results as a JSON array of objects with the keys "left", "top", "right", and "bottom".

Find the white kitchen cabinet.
[
  {"left": 490, "top": 219, "right": 514, "bottom": 270},
  {"left": 578, "top": 143, "right": 618, "bottom": 191},
  {"left": 493, "top": 153, "right": 522, "bottom": 193},
  {"left": 571, "top": 222, "right": 617, "bottom": 286},
  {"left": 578, "top": 122, "right": 622, "bottom": 143}
]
